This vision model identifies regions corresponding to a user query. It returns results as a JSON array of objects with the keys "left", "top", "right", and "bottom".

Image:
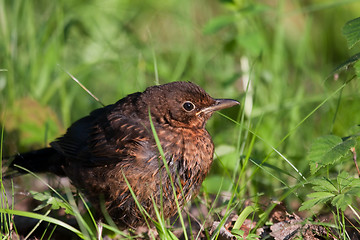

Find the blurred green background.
[{"left": 1, "top": 0, "right": 360, "bottom": 216}]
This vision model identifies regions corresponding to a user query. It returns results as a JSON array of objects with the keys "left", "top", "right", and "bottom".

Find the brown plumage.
[{"left": 7, "top": 81, "right": 239, "bottom": 228}]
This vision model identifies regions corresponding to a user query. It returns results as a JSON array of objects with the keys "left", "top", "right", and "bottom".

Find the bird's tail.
[{"left": 3, "top": 147, "right": 65, "bottom": 178}]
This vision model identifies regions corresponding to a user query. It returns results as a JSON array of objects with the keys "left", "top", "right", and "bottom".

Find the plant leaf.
[
  {"left": 307, "top": 135, "right": 356, "bottom": 174},
  {"left": 231, "top": 229, "right": 244, "bottom": 237},
  {"left": 349, "top": 178, "right": 360, "bottom": 188},
  {"left": 299, "top": 192, "right": 335, "bottom": 211},
  {"left": 232, "top": 206, "right": 257, "bottom": 230},
  {"left": 345, "top": 187, "right": 360, "bottom": 197},
  {"left": 306, "top": 191, "right": 336, "bottom": 199},
  {"left": 311, "top": 178, "right": 337, "bottom": 193},
  {"left": 336, "top": 172, "right": 353, "bottom": 191},
  {"left": 30, "top": 191, "right": 74, "bottom": 215},
  {"left": 299, "top": 198, "right": 321, "bottom": 211},
  {"left": 331, "top": 194, "right": 352, "bottom": 211},
  {"left": 342, "top": 17, "right": 360, "bottom": 49}
]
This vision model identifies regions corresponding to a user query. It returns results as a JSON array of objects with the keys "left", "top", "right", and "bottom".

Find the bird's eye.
[{"left": 182, "top": 101, "right": 195, "bottom": 112}]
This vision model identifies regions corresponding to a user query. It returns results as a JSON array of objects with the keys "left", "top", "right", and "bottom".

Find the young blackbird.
[{"left": 7, "top": 81, "right": 239, "bottom": 228}]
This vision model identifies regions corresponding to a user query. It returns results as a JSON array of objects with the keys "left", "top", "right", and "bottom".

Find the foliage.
[
  {"left": 307, "top": 135, "right": 357, "bottom": 174},
  {"left": 30, "top": 191, "right": 74, "bottom": 215},
  {"left": 333, "top": 17, "right": 360, "bottom": 78},
  {"left": 298, "top": 16, "right": 360, "bottom": 238},
  {"left": 300, "top": 172, "right": 360, "bottom": 211},
  {"left": 343, "top": 17, "right": 360, "bottom": 49},
  {"left": 299, "top": 14, "right": 360, "bottom": 216}
]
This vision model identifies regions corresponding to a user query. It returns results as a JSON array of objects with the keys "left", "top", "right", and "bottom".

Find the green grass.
[{"left": 1, "top": 0, "right": 360, "bottom": 239}]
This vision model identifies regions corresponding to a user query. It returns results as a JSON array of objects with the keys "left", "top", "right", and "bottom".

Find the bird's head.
[{"left": 140, "top": 82, "right": 239, "bottom": 129}]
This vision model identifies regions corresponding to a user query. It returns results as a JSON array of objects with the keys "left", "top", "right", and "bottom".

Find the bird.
[{"left": 6, "top": 81, "right": 239, "bottom": 229}]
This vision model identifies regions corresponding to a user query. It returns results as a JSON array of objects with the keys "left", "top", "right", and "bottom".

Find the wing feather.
[{"left": 51, "top": 104, "right": 153, "bottom": 166}]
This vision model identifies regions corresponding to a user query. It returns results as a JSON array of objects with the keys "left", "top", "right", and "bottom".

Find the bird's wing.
[{"left": 51, "top": 106, "right": 154, "bottom": 166}]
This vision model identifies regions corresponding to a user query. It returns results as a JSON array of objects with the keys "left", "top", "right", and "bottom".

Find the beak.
[{"left": 197, "top": 99, "right": 240, "bottom": 115}]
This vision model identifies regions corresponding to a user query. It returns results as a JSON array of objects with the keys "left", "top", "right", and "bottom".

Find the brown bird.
[{"left": 7, "top": 81, "right": 239, "bottom": 228}]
